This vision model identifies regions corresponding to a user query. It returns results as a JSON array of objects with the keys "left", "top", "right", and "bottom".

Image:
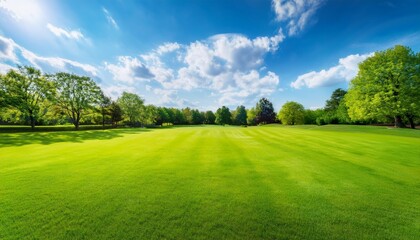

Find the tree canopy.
[
  {"left": 278, "top": 101, "right": 305, "bottom": 125},
  {"left": 49, "top": 72, "right": 102, "bottom": 130},
  {"left": 346, "top": 45, "right": 420, "bottom": 128},
  {"left": 215, "top": 106, "right": 232, "bottom": 125},
  {"left": 2, "top": 66, "right": 54, "bottom": 129},
  {"left": 255, "top": 98, "right": 276, "bottom": 124},
  {"left": 233, "top": 105, "right": 247, "bottom": 125},
  {"left": 117, "top": 92, "right": 145, "bottom": 126}
]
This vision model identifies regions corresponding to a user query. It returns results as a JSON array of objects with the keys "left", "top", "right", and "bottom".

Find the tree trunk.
[
  {"left": 30, "top": 116, "right": 35, "bottom": 130},
  {"left": 75, "top": 121, "right": 79, "bottom": 130},
  {"left": 394, "top": 115, "right": 405, "bottom": 128},
  {"left": 408, "top": 116, "right": 415, "bottom": 129}
]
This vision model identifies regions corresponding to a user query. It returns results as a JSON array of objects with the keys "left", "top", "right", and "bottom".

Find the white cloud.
[
  {"left": 102, "top": 7, "right": 119, "bottom": 30},
  {"left": 46, "top": 23, "right": 85, "bottom": 41},
  {"left": 272, "top": 0, "right": 322, "bottom": 36},
  {"left": 105, "top": 32, "right": 284, "bottom": 106},
  {"left": 157, "top": 42, "right": 180, "bottom": 55},
  {"left": 105, "top": 56, "right": 155, "bottom": 83},
  {"left": 0, "top": 35, "right": 18, "bottom": 61},
  {"left": 0, "top": 34, "right": 98, "bottom": 77},
  {"left": 102, "top": 84, "right": 136, "bottom": 100},
  {"left": 290, "top": 53, "right": 373, "bottom": 89}
]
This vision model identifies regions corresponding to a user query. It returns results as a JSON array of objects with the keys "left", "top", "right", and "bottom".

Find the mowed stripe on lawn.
[{"left": 0, "top": 125, "right": 419, "bottom": 239}]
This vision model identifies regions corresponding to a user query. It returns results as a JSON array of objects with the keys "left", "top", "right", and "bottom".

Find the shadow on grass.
[{"left": 0, "top": 128, "right": 151, "bottom": 148}]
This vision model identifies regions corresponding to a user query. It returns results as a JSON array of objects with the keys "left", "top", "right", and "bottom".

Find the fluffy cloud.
[
  {"left": 46, "top": 23, "right": 85, "bottom": 41},
  {"left": 272, "top": 0, "right": 322, "bottom": 36},
  {"left": 105, "top": 56, "right": 156, "bottom": 83},
  {"left": 103, "top": 7, "right": 119, "bottom": 30},
  {"left": 218, "top": 71, "right": 280, "bottom": 106},
  {"left": 156, "top": 42, "right": 180, "bottom": 55},
  {"left": 105, "top": 31, "right": 284, "bottom": 106},
  {"left": 290, "top": 53, "right": 373, "bottom": 89},
  {"left": 0, "top": 34, "right": 98, "bottom": 77},
  {"left": 102, "top": 84, "right": 136, "bottom": 100},
  {"left": 0, "top": 35, "right": 18, "bottom": 61}
]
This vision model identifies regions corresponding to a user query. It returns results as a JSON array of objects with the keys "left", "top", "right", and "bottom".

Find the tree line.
[{"left": 0, "top": 45, "right": 419, "bottom": 129}]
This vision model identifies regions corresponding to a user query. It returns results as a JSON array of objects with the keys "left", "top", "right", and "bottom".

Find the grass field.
[{"left": 0, "top": 125, "right": 419, "bottom": 239}]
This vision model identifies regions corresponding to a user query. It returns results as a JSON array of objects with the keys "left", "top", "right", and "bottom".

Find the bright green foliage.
[
  {"left": 204, "top": 110, "right": 216, "bottom": 124},
  {"left": 232, "top": 105, "right": 247, "bottom": 125},
  {"left": 255, "top": 98, "right": 276, "bottom": 124},
  {"left": 247, "top": 107, "right": 257, "bottom": 125},
  {"left": 346, "top": 45, "right": 420, "bottom": 128},
  {"left": 0, "top": 125, "right": 419, "bottom": 239},
  {"left": 278, "top": 101, "right": 305, "bottom": 125},
  {"left": 117, "top": 92, "right": 144, "bottom": 126},
  {"left": 1, "top": 66, "right": 54, "bottom": 129},
  {"left": 303, "top": 109, "right": 324, "bottom": 124},
  {"left": 49, "top": 72, "right": 102, "bottom": 130},
  {"left": 215, "top": 106, "right": 231, "bottom": 125}
]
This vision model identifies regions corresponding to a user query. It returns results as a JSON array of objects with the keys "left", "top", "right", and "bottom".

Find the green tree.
[
  {"left": 204, "top": 110, "right": 216, "bottom": 124},
  {"left": 303, "top": 109, "right": 324, "bottom": 124},
  {"left": 109, "top": 101, "right": 123, "bottom": 126},
  {"left": 155, "top": 107, "right": 170, "bottom": 125},
  {"left": 182, "top": 108, "right": 194, "bottom": 124},
  {"left": 49, "top": 72, "right": 102, "bottom": 129},
  {"left": 191, "top": 109, "right": 203, "bottom": 124},
  {"left": 278, "top": 101, "right": 305, "bottom": 125},
  {"left": 255, "top": 98, "right": 276, "bottom": 124},
  {"left": 247, "top": 107, "right": 257, "bottom": 125},
  {"left": 346, "top": 45, "right": 420, "bottom": 128},
  {"left": 323, "top": 88, "right": 350, "bottom": 124},
  {"left": 2, "top": 66, "right": 54, "bottom": 129},
  {"left": 99, "top": 92, "right": 112, "bottom": 128},
  {"left": 233, "top": 105, "right": 247, "bottom": 125},
  {"left": 325, "top": 88, "right": 347, "bottom": 112},
  {"left": 215, "top": 106, "right": 232, "bottom": 125},
  {"left": 172, "top": 108, "right": 186, "bottom": 125},
  {"left": 117, "top": 92, "right": 144, "bottom": 126}
]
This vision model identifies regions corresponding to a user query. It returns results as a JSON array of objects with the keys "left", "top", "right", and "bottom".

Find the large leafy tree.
[
  {"left": 233, "top": 105, "right": 247, "bottom": 125},
  {"left": 215, "top": 106, "right": 232, "bottom": 125},
  {"left": 278, "top": 101, "right": 305, "bottom": 125},
  {"left": 2, "top": 66, "right": 54, "bottom": 129},
  {"left": 49, "top": 72, "right": 102, "bottom": 130},
  {"left": 204, "top": 110, "right": 216, "bottom": 124},
  {"left": 117, "top": 92, "right": 144, "bottom": 126},
  {"left": 255, "top": 98, "right": 276, "bottom": 124},
  {"left": 346, "top": 45, "right": 420, "bottom": 128}
]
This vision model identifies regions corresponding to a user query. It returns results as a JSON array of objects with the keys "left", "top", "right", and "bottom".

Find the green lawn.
[{"left": 0, "top": 125, "right": 419, "bottom": 239}]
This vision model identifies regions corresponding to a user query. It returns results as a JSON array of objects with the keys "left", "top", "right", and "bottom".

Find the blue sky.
[{"left": 1, "top": 0, "right": 419, "bottom": 111}]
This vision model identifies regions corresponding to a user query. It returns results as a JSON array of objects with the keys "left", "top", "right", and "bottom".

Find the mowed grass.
[{"left": 0, "top": 125, "right": 419, "bottom": 239}]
